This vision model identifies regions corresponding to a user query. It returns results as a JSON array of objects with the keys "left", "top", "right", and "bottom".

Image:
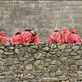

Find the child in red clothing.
[
  {"left": 48, "top": 27, "right": 62, "bottom": 43},
  {"left": 9, "top": 31, "right": 23, "bottom": 44},
  {"left": 0, "top": 31, "right": 7, "bottom": 44},
  {"left": 68, "top": 28, "right": 82, "bottom": 44}
]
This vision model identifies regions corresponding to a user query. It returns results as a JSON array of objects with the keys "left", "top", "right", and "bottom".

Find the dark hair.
[
  {"left": 15, "top": 32, "right": 21, "bottom": 35},
  {"left": 71, "top": 32, "right": 77, "bottom": 34},
  {"left": 24, "top": 28, "right": 31, "bottom": 31}
]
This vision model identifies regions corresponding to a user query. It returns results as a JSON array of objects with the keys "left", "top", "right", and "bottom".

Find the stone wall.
[
  {"left": 0, "top": 43, "right": 82, "bottom": 82},
  {"left": 0, "top": 1, "right": 82, "bottom": 40}
]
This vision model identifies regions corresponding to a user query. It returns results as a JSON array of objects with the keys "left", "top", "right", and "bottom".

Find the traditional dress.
[{"left": 48, "top": 28, "right": 62, "bottom": 43}]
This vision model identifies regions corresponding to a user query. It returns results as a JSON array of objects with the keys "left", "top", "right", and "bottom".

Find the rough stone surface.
[{"left": 0, "top": 43, "right": 81, "bottom": 82}]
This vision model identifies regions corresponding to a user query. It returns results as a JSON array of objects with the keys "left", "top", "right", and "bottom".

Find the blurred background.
[{"left": 0, "top": 1, "right": 82, "bottom": 41}]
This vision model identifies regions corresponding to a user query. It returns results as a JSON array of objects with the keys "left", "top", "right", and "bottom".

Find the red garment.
[
  {"left": 0, "top": 35, "right": 6, "bottom": 43},
  {"left": 61, "top": 27, "right": 70, "bottom": 43},
  {"left": 68, "top": 33, "right": 82, "bottom": 44},
  {"left": 21, "top": 31, "right": 32, "bottom": 43},
  {"left": 32, "top": 35, "right": 41, "bottom": 44},
  {"left": 48, "top": 31, "right": 62, "bottom": 43},
  {"left": 9, "top": 34, "right": 23, "bottom": 43}
]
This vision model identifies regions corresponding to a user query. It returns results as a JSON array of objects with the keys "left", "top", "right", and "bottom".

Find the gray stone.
[
  {"left": 20, "top": 47, "right": 26, "bottom": 54},
  {"left": 23, "top": 74, "right": 34, "bottom": 79},
  {"left": 61, "top": 81, "right": 65, "bottom": 82},
  {"left": 55, "top": 69, "right": 63, "bottom": 76},
  {"left": 70, "top": 52, "right": 77, "bottom": 56},
  {"left": 9, "top": 46, "right": 14, "bottom": 50},
  {"left": 56, "top": 52, "right": 62, "bottom": 57},
  {"left": 34, "top": 53, "right": 42, "bottom": 59},
  {"left": 51, "top": 60, "right": 61, "bottom": 65},
  {"left": 0, "top": 66, "right": 5, "bottom": 72},
  {"left": 49, "top": 72, "right": 55, "bottom": 77},
  {"left": 74, "top": 56, "right": 80, "bottom": 60},
  {"left": 70, "top": 65, "right": 77, "bottom": 71},
  {"left": 76, "top": 60, "right": 82, "bottom": 65},
  {"left": 42, "top": 46, "right": 50, "bottom": 52},
  {"left": 72, "top": 49, "right": 78, "bottom": 53},
  {"left": 70, "top": 78, "right": 77, "bottom": 82},
  {"left": 60, "top": 64, "right": 69, "bottom": 71},
  {"left": 4, "top": 52, "right": 14, "bottom": 55},
  {"left": 62, "top": 53, "right": 69, "bottom": 56},
  {"left": 15, "top": 49, "right": 19, "bottom": 53},
  {"left": 5, "top": 58, "right": 14, "bottom": 66},
  {"left": 79, "top": 66, "right": 82, "bottom": 70},
  {"left": 23, "top": 43, "right": 31, "bottom": 47},
  {"left": 77, "top": 50, "right": 82, "bottom": 55},
  {"left": 30, "top": 45, "right": 38, "bottom": 49},
  {"left": 42, "top": 78, "right": 59, "bottom": 82},
  {"left": 4, "top": 48, "right": 9, "bottom": 52},
  {"left": 27, "top": 47, "right": 37, "bottom": 53},
  {"left": 64, "top": 49, "right": 72, "bottom": 53},
  {"left": 0, "top": 46, "right": 4, "bottom": 49},
  {"left": 15, "top": 44, "right": 20, "bottom": 48},
  {"left": 77, "top": 71, "right": 82, "bottom": 75},
  {"left": 0, "top": 76, "right": 5, "bottom": 79},
  {"left": 19, "top": 44, "right": 23, "bottom": 48},
  {"left": 48, "top": 65, "right": 58, "bottom": 72},
  {"left": 0, "top": 49, "right": 4, "bottom": 54},
  {"left": 37, "top": 65, "right": 43, "bottom": 70},
  {"left": 25, "top": 64, "right": 33, "bottom": 70},
  {"left": 65, "top": 80, "right": 70, "bottom": 82},
  {"left": 67, "top": 59, "right": 76, "bottom": 65},
  {"left": 43, "top": 61, "right": 49, "bottom": 67},
  {"left": 34, "top": 60, "right": 41, "bottom": 66},
  {"left": 69, "top": 72, "right": 77, "bottom": 78},
  {"left": 78, "top": 75, "right": 82, "bottom": 80},
  {"left": 61, "top": 57, "right": 68, "bottom": 62},
  {"left": 19, "top": 57, "right": 26, "bottom": 61},
  {"left": 45, "top": 58, "right": 51, "bottom": 62},
  {"left": 59, "top": 75, "right": 69, "bottom": 81}
]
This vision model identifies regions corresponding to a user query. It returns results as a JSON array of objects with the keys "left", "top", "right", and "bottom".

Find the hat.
[
  {"left": 31, "top": 30, "right": 37, "bottom": 35},
  {"left": 31, "top": 28, "right": 38, "bottom": 36},
  {"left": 53, "top": 27, "right": 59, "bottom": 31},
  {"left": 24, "top": 28, "right": 31, "bottom": 31},
  {"left": 70, "top": 28, "right": 77, "bottom": 33}
]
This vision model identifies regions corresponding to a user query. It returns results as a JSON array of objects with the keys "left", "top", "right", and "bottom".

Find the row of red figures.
[
  {"left": 0, "top": 27, "right": 82, "bottom": 44},
  {"left": 48, "top": 27, "right": 82, "bottom": 44},
  {"left": 0, "top": 28, "right": 41, "bottom": 44}
]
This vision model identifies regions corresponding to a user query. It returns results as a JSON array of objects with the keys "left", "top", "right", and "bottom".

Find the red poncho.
[
  {"left": 32, "top": 35, "right": 41, "bottom": 44},
  {"left": 68, "top": 33, "right": 82, "bottom": 44},
  {"left": 21, "top": 31, "right": 32, "bottom": 43},
  {"left": 48, "top": 31, "right": 62, "bottom": 43},
  {"left": 0, "top": 35, "right": 6, "bottom": 43},
  {"left": 0, "top": 32, "right": 6, "bottom": 44},
  {"left": 9, "top": 34, "right": 23, "bottom": 43},
  {"left": 61, "top": 27, "right": 70, "bottom": 43}
]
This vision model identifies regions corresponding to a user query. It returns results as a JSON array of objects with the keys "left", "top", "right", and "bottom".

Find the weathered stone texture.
[{"left": 0, "top": 43, "right": 81, "bottom": 82}]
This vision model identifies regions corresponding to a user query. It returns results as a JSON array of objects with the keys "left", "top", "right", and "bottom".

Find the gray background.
[{"left": 0, "top": 1, "right": 82, "bottom": 41}]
